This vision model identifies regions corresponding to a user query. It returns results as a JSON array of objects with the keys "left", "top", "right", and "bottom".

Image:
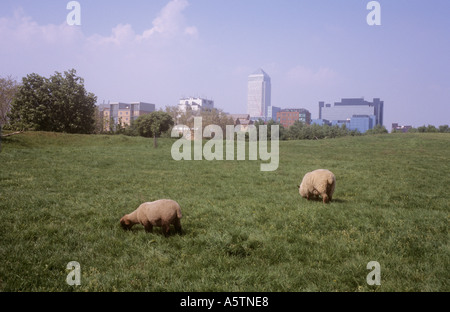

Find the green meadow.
[{"left": 0, "top": 132, "right": 448, "bottom": 291}]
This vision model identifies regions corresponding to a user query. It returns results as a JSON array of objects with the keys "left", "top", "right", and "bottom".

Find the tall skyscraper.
[{"left": 247, "top": 69, "right": 271, "bottom": 120}]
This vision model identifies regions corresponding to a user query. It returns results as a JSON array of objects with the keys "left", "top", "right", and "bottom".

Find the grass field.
[{"left": 0, "top": 132, "right": 448, "bottom": 292}]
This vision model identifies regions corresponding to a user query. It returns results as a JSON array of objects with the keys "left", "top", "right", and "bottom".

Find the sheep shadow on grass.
[
  {"left": 302, "top": 196, "right": 346, "bottom": 204},
  {"left": 121, "top": 224, "right": 184, "bottom": 237}
]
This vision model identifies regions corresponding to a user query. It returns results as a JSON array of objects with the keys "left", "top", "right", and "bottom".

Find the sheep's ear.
[{"left": 297, "top": 184, "right": 300, "bottom": 188}]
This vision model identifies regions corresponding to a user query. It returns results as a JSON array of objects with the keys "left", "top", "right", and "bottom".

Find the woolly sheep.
[
  {"left": 299, "top": 169, "right": 336, "bottom": 204},
  {"left": 120, "top": 199, "right": 182, "bottom": 236}
]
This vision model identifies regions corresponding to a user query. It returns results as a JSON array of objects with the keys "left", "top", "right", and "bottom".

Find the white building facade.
[
  {"left": 178, "top": 97, "right": 214, "bottom": 113},
  {"left": 247, "top": 69, "right": 271, "bottom": 120}
]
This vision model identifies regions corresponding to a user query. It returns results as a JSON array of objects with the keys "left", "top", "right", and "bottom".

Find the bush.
[{"left": 365, "top": 124, "right": 388, "bottom": 135}]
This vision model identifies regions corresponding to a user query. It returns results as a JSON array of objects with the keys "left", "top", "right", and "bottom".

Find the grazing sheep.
[
  {"left": 299, "top": 169, "right": 336, "bottom": 204},
  {"left": 120, "top": 199, "right": 182, "bottom": 236}
]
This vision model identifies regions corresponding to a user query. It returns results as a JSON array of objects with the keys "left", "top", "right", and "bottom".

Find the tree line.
[
  {"left": 397, "top": 125, "right": 450, "bottom": 133},
  {"left": 1, "top": 70, "right": 449, "bottom": 144}
]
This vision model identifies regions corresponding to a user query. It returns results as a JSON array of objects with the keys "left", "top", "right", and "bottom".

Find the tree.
[
  {"left": 438, "top": 125, "right": 449, "bottom": 133},
  {"left": 165, "top": 105, "right": 184, "bottom": 125},
  {"left": 253, "top": 119, "right": 282, "bottom": 140},
  {"left": 134, "top": 111, "right": 174, "bottom": 147},
  {"left": 426, "top": 125, "right": 438, "bottom": 133},
  {"left": 164, "top": 105, "right": 234, "bottom": 135},
  {"left": 286, "top": 120, "right": 306, "bottom": 140},
  {"left": 0, "top": 75, "right": 19, "bottom": 127},
  {"left": 417, "top": 125, "right": 427, "bottom": 133},
  {"left": 365, "top": 124, "right": 388, "bottom": 135},
  {"left": 199, "top": 108, "right": 234, "bottom": 133},
  {"left": 8, "top": 69, "right": 97, "bottom": 133}
]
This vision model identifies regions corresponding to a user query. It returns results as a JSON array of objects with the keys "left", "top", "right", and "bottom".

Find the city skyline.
[{"left": 1, "top": 0, "right": 449, "bottom": 128}]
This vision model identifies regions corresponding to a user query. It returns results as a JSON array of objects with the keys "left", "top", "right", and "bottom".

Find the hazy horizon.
[{"left": 1, "top": 0, "right": 449, "bottom": 128}]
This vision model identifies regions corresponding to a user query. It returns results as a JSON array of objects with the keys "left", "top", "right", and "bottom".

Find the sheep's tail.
[
  {"left": 326, "top": 174, "right": 336, "bottom": 194},
  {"left": 176, "top": 205, "right": 182, "bottom": 219}
]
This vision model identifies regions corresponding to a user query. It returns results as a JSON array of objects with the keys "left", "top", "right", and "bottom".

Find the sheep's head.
[
  {"left": 298, "top": 183, "right": 307, "bottom": 197},
  {"left": 120, "top": 216, "right": 133, "bottom": 230}
]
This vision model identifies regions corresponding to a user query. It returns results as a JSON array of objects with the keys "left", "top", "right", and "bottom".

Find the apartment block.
[
  {"left": 99, "top": 102, "right": 155, "bottom": 131},
  {"left": 178, "top": 97, "right": 214, "bottom": 113}
]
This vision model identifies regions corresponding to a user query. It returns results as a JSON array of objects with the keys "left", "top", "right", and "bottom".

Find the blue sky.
[{"left": 1, "top": 0, "right": 449, "bottom": 128}]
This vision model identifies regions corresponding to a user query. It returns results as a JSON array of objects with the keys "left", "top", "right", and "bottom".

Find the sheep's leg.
[
  {"left": 174, "top": 219, "right": 182, "bottom": 235},
  {"left": 161, "top": 223, "right": 170, "bottom": 237},
  {"left": 322, "top": 193, "right": 329, "bottom": 204},
  {"left": 143, "top": 222, "right": 153, "bottom": 233}
]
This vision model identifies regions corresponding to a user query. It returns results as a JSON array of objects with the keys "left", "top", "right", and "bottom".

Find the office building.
[
  {"left": 247, "top": 69, "right": 271, "bottom": 120},
  {"left": 267, "top": 106, "right": 281, "bottom": 122},
  {"left": 349, "top": 115, "right": 376, "bottom": 133},
  {"left": 276, "top": 108, "right": 311, "bottom": 129},
  {"left": 315, "top": 98, "right": 384, "bottom": 133}
]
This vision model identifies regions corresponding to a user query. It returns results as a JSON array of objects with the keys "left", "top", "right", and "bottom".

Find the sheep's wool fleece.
[
  {"left": 299, "top": 169, "right": 336, "bottom": 198},
  {"left": 137, "top": 199, "right": 182, "bottom": 224}
]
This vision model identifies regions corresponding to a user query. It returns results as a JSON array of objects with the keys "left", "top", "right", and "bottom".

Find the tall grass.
[{"left": 0, "top": 132, "right": 448, "bottom": 291}]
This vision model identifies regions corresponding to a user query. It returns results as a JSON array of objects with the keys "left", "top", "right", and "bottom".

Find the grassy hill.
[{"left": 0, "top": 132, "right": 448, "bottom": 291}]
